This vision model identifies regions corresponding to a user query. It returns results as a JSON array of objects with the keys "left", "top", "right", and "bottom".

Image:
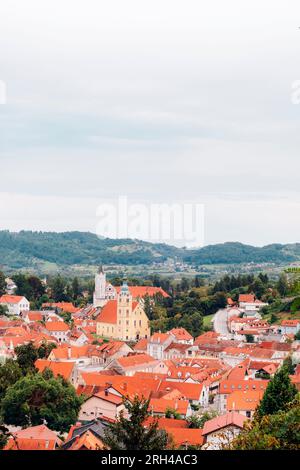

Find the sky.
[{"left": 0, "top": 0, "right": 300, "bottom": 247}]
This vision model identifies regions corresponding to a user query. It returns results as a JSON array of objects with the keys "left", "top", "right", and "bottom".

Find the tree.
[
  {"left": 15, "top": 342, "right": 39, "bottom": 375},
  {"left": 51, "top": 276, "right": 66, "bottom": 302},
  {"left": 245, "top": 334, "right": 254, "bottom": 343},
  {"left": 103, "top": 395, "right": 168, "bottom": 450},
  {"left": 0, "top": 359, "right": 22, "bottom": 401},
  {"left": 0, "top": 305, "right": 9, "bottom": 316},
  {"left": 277, "top": 273, "right": 289, "bottom": 297},
  {"left": 0, "top": 425, "right": 11, "bottom": 450},
  {"left": 187, "top": 410, "right": 218, "bottom": 429},
  {"left": 1, "top": 370, "right": 83, "bottom": 433},
  {"left": 37, "top": 341, "right": 57, "bottom": 359},
  {"left": 165, "top": 407, "right": 181, "bottom": 420},
  {"left": 230, "top": 397, "right": 300, "bottom": 450},
  {"left": 0, "top": 271, "right": 6, "bottom": 296},
  {"left": 256, "top": 365, "right": 297, "bottom": 419},
  {"left": 282, "top": 356, "right": 295, "bottom": 375},
  {"left": 71, "top": 277, "right": 80, "bottom": 301}
]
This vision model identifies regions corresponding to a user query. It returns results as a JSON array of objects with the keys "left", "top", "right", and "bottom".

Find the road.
[{"left": 213, "top": 308, "right": 230, "bottom": 335}]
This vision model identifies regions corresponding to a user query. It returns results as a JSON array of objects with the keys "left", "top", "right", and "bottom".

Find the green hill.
[{"left": 0, "top": 230, "right": 300, "bottom": 272}]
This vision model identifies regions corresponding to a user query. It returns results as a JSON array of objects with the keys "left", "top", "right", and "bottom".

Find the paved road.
[{"left": 213, "top": 308, "right": 230, "bottom": 335}]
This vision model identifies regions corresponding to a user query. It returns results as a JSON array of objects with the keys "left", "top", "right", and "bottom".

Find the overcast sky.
[{"left": 0, "top": 1, "right": 300, "bottom": 247}]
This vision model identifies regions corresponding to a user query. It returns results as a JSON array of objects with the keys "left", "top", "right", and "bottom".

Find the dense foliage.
[
  {"left": 1, "top": 231, "right": 300, "bottom": 270},
  {"left": 1, "top": 370, "right": 83, "bottom": 433},
  {"left": 231, "top": 397, "right": 300, "bottom": 450},
  {"left": 103, "top": 395, "right": 168, "bottom": 450}
]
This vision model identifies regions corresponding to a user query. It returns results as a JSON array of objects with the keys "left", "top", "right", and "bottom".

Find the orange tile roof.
[
  {"left": 202, "top": 412, "right": 247, "bottom": 436},
  {"left": 4, "top": 425, "right": 61, "bottom": 450},
  {"left": 281, "top": 319, "right": 300, "bottom": 326},
  {"left": 45, "top": 321, "right": 70, "bottom": 332},
  {"left": 150, "top": 332, "right": 170, "bottom": 343},
  {"left": 35, "top": 359, "right": 75, "bottom": 380},
  {"left": 149, "top": 398, "right": 189, "bottom": 415},
  {"left": 42, "top": 302, "right": 79, "bottom": 313},
  {"left": 0, "top": 295, "right": 26, "bottom": 304},
  {"left": 67, "top": 430, "right": 105, "bottom": 450},
  {"left": 167, "top": 427, "right": 203, "bottom": 448},
  {"left": 158, "top": 381, "right": 203, "bottom": 401},
  {"left": 96, "top": 300, "right": 117, "bottom": 324},
  {"left": 115, "top": 286, "right": 169, "bottom": 298},
  {"left": 26, "top": 312, "right": 44, "bottom": 322},
  {"left": 133, "top": 338, "right": 148, "bottom": 351},
  {"left": 144, "top": 416, "right": 189, "bottom": 429},
  {"left": 227, "top": 390, "right": 263, "bottom": 411},
  {"left": 219, "top": 378, "right": 269, "bottom": 395},
  {"left": 169, "top": 328, "right": 193, "bottom": 341},
  {"left": 239, "top": 294, "right": 255, "bottom": 303},
  {"left": 116, "top": 353, "right": 157, "bottom": 368}
]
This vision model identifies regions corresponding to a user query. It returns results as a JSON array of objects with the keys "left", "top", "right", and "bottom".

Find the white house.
[{"left": 0, "top": 295, "right": 30, "bottom": 316}]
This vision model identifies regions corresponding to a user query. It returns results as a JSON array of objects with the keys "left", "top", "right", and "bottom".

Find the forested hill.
[{"left": 0, "top": 230, "right": 300, "bottom": 270}]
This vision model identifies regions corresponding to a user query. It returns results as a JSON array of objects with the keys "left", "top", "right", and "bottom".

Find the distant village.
[{"left": 0, "top": 266, "right": 299, "bottom": 450}]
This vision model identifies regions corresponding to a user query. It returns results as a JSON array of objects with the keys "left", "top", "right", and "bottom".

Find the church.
[
  {"left": 94, "top": 266, "right": 151, "bottom": 342},
  {"left": 93, "top": 265, "right": 169, "bottom": 308}
]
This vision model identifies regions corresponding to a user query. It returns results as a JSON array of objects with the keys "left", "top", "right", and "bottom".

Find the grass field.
[{"left": 203, "top": 313, "right": 214, "bottom": 329}]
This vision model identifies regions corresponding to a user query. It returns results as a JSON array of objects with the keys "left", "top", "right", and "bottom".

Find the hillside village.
[{"left": 0, "top": 267, "right": 299, "bottom": 450}]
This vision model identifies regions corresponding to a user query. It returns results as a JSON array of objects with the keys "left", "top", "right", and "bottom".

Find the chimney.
[
  {"left": 105, "top": 389, "right": 109, "bottom": 396},
  {"left": 68, "top": 347, "right": 72, "bottom": 359},
  {"left": 123, "top": 382, "right": 127, "bottom": 391}
]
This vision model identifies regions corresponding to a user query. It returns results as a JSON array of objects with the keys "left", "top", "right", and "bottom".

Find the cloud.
[{"left": 0, "top": 0, "right": 299, "bottom": 245}]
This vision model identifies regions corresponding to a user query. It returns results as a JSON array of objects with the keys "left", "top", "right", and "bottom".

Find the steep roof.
[
  {"left": 169, "top": 328, "right": 193, "bottom": 341},
  {"left": 227, "top": 390, "right": 264, "bottom": 411},
  {"left": 45, "top": 321, "right": 70, "bottom": 332},
  {"left": 96, "top": 300, "right": 117, "bottom": 324},
  {"left": 116, "top": 353, "right": 157, "bottom": 368},
  {"left": 115, "top": 285, "right": 169, "bottom": 298},
  {"left": 35, "top": 359, "right": 75, "bottom": 380},
  {"left": 202, "top": 412, "right": 247, "bottom": 436},
  {"left": 167, "top": 427, "right": 203, "bottom": 448},
  {"left": 239, "top": 294, "right": 255, "bottom": 303},
  {"left": 0, "top": 295, "right": 26, "bottom": 304},
  {"left": 5, "top": 425, "right": 61, "bottom": 450}
]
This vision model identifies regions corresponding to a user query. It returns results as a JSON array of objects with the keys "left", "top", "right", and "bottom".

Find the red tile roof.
[
  {"left": 96, "top": 300, "right": 117, "bottom": 324},
  {"left": 0, "top": 295, "right": 26, "bottom": 304},
  {"left": 167, "top": 427, "right": 203, "bottom": 448},
  {"left": 116, "top": 353, "right": 157, "bottom": 368},
  {"left": 35, "top": 359, "right": 75, "bottom": 380},
  {"left": 115, "top": 286, "right": 169, "bottom": 299},
  {"left": 239, "top": 294, "right": 255, "bottom": 303},
  {"left": 45, "top": 321, "right": 70, "bottom": 332},
  {"left": 227, "top": 390, "right": 263, "bottom": 411},
  {"left": 169, "top": 328, "right": 193, "bottom": 341},
  {"left": 4, "top": 425, "right": 61, "bottom": 450},
  {"left": 202, "top": 412, "right": 247, "bottom": 436}
]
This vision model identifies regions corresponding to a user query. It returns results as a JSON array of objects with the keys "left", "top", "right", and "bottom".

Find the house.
[
  {"left": 96, "top": 282, "right": 150, "bottom": 342},
  {"left": 107, "top": 353, "right": 159, "bottom": 376},
  {"left": 147, "top": 333, "right": 173, "bottom": 360},
  {"left": 279, "top": 319, "right": 300, "bottom": 335},
  {"left": 79, "top": 391, "right": 125, "bottom": 422},
  {"left": 227, "top": 390, "right": 264, "bottom": 418},
  {"left": 4, "top": 424, "right": 62, "bottom": 450},
  {"left": 168, "top": 328, "right": 193, "bottom": 345},
  {"left": 0, "top": 295, "right": 30, "bottom": 316},
  {"left": 148, "top": 398, "right": 192, "bottom": 419},
  {"left": 166, "top": 428, "right": 203, "bottom": 449},
  {"left": 35, "top": 359, "right": 78, "bottom": 384},
  {"left": 23, "top": 311, "right": 44, "bottom": 323},
  {"left": 202, "top": 412, "right": 247, "bottom": 450},
  {"left": 238, "top": 294, "right": 267, "bottom": 313},
  {"left": 42, "top": 302, "right": 79, "bottom": 314},
  {"left": 217, "top": 379, "right": 268, "bottom": 413},
  {"left": 93, "top": 265, "right": 169, "bottom": 308},
  {"left": 44, "top": 321, "right": 70, "bottom": 343},
  {"left": 63, "top": 420, "right": 109, "bottom": 450}
]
